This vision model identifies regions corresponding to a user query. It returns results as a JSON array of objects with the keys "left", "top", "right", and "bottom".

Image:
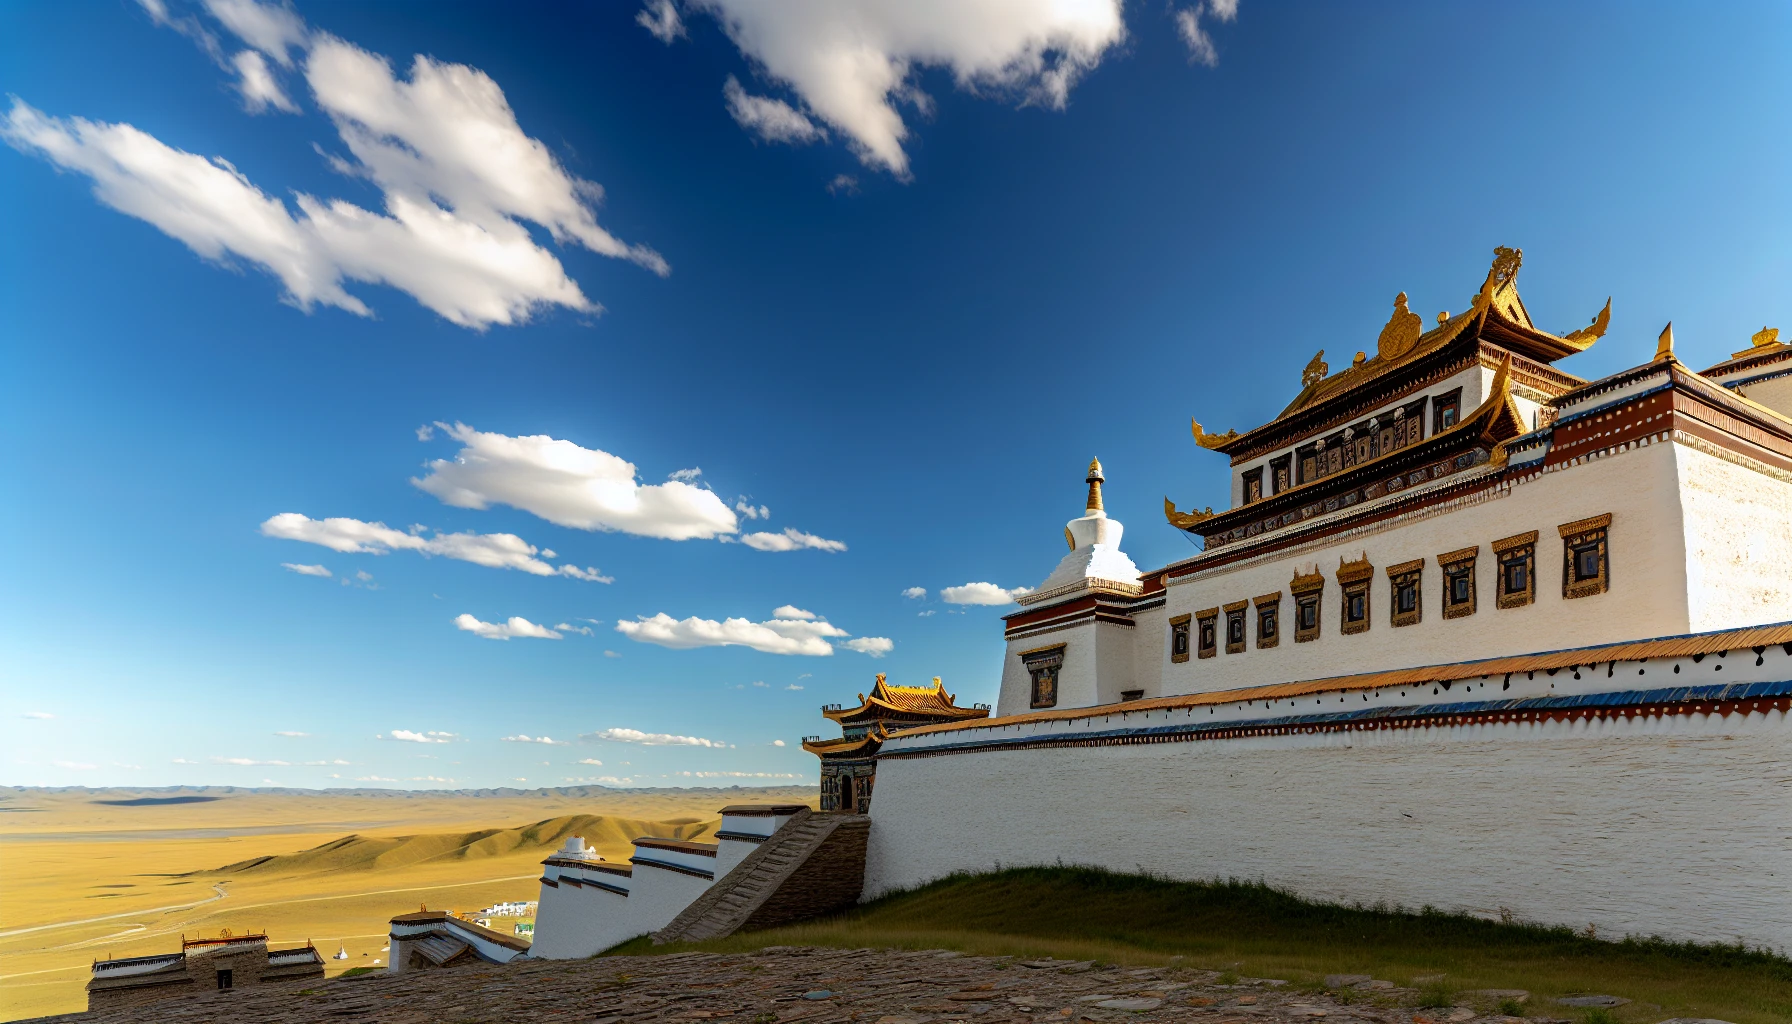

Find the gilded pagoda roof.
[
  {"left": 801, "top": 723, "right": 889, "bottom": 758},
  {"left": 822, "top": 675, "right": 990, "bottom": 724},
  {"left": 1192, "top": 248, "right": 1608, "bottom": 459}
]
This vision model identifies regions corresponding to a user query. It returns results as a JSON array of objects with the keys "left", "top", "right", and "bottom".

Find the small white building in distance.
[
  {"left": 864, "top": 248, "right": 1792, "bottom": 952},
  {"left": 529, "top": 806, "right": 805, "bottom": 958}
]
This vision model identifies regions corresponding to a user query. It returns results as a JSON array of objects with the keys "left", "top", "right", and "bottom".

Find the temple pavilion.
[{"left": 803, "top": 676, "right": 988, "bottom": 812}]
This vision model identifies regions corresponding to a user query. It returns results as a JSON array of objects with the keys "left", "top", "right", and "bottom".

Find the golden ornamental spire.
[
  {"left": 1732, "top": 326, "right": 1785, "bottom": 358},
  {"left": 1085, "top": 458, "right": 1104, "bottom": 514},
  {"left": 1376, "top": 292, "right": 1424, "bottom": 362},
  {"left": 1655, "top": 322, "right": 1676, "bottom": 363}
]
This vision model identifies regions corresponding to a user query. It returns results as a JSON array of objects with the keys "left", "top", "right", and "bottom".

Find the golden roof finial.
[
  {"left": 1191, "top": 419, "right": 1240, "bottom": 450},
  {"left": 1300, "top": 349, "right": 1328, "bottom": 387},
  {"left": 1085, "top": 458, "right": 1104, "bottom": 514},
  {"left": 1164, "top": 497, "right": 1215, "bottom": 530},
  {"left": 1655, "top": 322, "right": 1676, "bottom": 363},
  {"left": 1753, "top": 326, "right": 1780, "bottom": 349},
  {"left": 1377, "top": 292, "right": 1424, "bottom": 362}
]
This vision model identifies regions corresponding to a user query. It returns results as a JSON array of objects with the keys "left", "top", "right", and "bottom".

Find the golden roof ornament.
[
  {"left": 1300, "top": 349, "right": 1328, "bottom": 387},
  {"left": 1474, "top": 246, "right": 1523, "bottom": 309},
  {"left": 1085, "top": 458, "right": 1105, "bottom": 515},
  {"left": 1163, "top": 496, "right": 1215, "bottom": 530},
  {"left": 1191, "top": 418, "right": 1239, "bottom": 450},
  {"left": 1753, "top": 326, "right": 1781, "bottom": 348},
  {"left": 1562, "top": 297, "right": 1612, "bottom": 346},
  {"left": 1376, "top": 292, "right": 1424, "bottom": 362},
  {"left": 1655, "top": 322, "right": 1676, "bottom": 363}
]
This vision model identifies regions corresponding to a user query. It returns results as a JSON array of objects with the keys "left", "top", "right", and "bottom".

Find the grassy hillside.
[
  {"left": 634, "top": 867, "right": 1792, "bottom": 1024},
  {"left": 205, "top": 813, "right": 717, "bottom": 876}
]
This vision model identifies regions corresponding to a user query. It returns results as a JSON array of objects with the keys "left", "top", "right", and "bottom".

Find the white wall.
[
  {"left": 998, "top": 619, "right": 1137, "bottom": 716},
  {"left": 866, "top": 706, "right": 1792, "bottom": 949},
  {"left": 625, "top": 863, "right": 715, "bottom": 936},
  {"left": 1737, "top": 374, "right": 1792, "bottom": 419},
  {"left": 530, "top": 875, "right": 634, "bottom": 960},
  {"left": 1678, "top": 443, "right": 1792, "bottom": 631},
  {"left": 1155, "top": 439, "right": 1693, "bottom": 697}
]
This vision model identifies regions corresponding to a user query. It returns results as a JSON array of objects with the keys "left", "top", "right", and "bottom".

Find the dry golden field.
[{"left": 0, "top": 786, "right": 814, "bottom": 1021}]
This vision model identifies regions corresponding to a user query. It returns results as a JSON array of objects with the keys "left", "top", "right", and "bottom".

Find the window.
[
  {"left": 1337, "top": 556, "right": 1374, "bottom": 635},
  {"left": 1493, "top": 531, "right": 1538, "bottom": 608},
  {"left": 1242, "top": 468, "right": 1263, "bottom": 503},
  {"left": 1223, "top": 601, "right": 1248, "bottom": 654},
  {"left": 216, "top": 969, "right": 233, "bottom": 990},
  {"left": 1254, "top": 592, "right": 1282, "bottom": 649},
  {"left": 1121, "top": 689, "right": 1144, "bottom": 702},
  {"left": 1560, "top": 514, "right": 1612, "bottom": 599},
  {"left": 1433, "top": 389, "right": 1462, "bottom": 433},
  {"left": 1438, "top": 545, "right": 1477, "bottom": 619},
  {"left": 1021, "top": 645, "right": 1065, "bottom": 709},
  {"left": 1169, "top": 614, "right": 1192, "bottom": 664},
  {"left": 1271, "top": 457, "right": 1292, "bottom": 494},
  {"left": 1387, "top": 558, "right": 1423, "bottom": 627},
  {"left": 1291, "top": 570, "right": 1324, "bottom": 643},
  {"left": 1196, "top": 608, "right": 1219, "bottom": 659}
]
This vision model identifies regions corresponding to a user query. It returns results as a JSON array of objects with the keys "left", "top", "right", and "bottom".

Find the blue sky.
[{"left": 3, "top": 0, "right": 1789, "bottom": 790}]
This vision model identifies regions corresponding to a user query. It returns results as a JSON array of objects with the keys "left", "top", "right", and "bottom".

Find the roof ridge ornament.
[
  {"left": 1191, "top": 418, "right": 1239, "bottom": 450},
  {"left": 1562, "top": 297, "right": 1612, "bottom": 345},
  {"left": 1376, "top": 292, "right": 1424, "bottom": 362},
  {"left": 1163, "top": 496, "right": 1216, "bottom": 530},
  {"left": 1655, "top": 322, "right": 1676, "bottom": 363},
  {"left": 1753, "top": 325, "right": 1781, "bottom": 349},
  {"left": 1301, "top": 349, "right": 1328, "bottom": 387}
]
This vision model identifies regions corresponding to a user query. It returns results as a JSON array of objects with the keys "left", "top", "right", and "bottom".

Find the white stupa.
[
  {"left": 1031, "top": 458, "right": 1141, "bottom": 596},
  {"left": 333, "top": 945, "right": 348, "bottom": 960}
]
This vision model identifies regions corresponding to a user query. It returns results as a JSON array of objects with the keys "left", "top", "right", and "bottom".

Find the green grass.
[{"left": 617, "top": 866, "right": 1792, "bottom": 1024}]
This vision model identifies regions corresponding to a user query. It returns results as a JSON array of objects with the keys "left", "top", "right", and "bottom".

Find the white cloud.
[
  {"left": 22, "top": 712, "right": 54, "bottom": 720},
  {"left": 1175, "top": 0, "right": 1238, "bottom": 68},
  {"left": 723, "top": 76, "right": 826, "bottom": 145},
  {"left": 210, "top": 756, "right": 349, "bottom": 766},
  {"left": 672, "top": 770, "right": 804, "bottom": 779},
  {"left": 918, "top": 609, "right": 936, "bottom": 617},
  {"left": 15, "top": 12, "right": 664, "bottom": 330},
  {"left": 843, "top": 636, "right": 894, "bottom": 657},
  {"left": 232, "top": 50, "right": 298, "bottom": 113},
  {"left": 826, "top": 174, "right": 859, "bottom": 196},
  {"left": 282, "top": 562, "right": 332, "bottom": 577},
  {"left": 172, "top": 757, "right": 199, "bottom": 764},
  {"left": 583, "top": 727, "right": 725, "bottom": 748},
  {"left": 615, "top": 608, "right": 852, "bottom": 656},
  {"left": 415, "top": 423, "right": 435, "bottom": 441},
  {"left": 901, "top": 586, "right": 926, "bottom": 599},
  {"left": 636, "top": 0, "right": 686, "bottom": 44},
  {"left": 410, "top": 776, "right": 454, "bottom": 783},
  {"left": 735, "top": 500, "right": 770, "bottom": 520},
  {"left": 668, "top": 467, "right": 703, "bottom": 482},
  {"left": 786, "top": 684, "right": 803, "bottom": 690},
  {"left": 555, "top": 622, "right": 596, "bottom": 636},
  {"left": 54, "top": 760, "right": 99, "bottom": 770},
  {"left": 940, "top": 581, "right": 1034, "bottom": 605},
  {"left": 772, "top": 739, "right": 788, "bottom": 748},
  {"left": 261, "top": 512, "right": 608, "bottom": 581},
  {"left": 454, "top": 613, "right": 563, "bottom": 640},
  {"left": 687, "top": 0, "right": 1126, "bottom": 177},
  {"left": 357, "top": 775, "right": 398, "bottom": 782},
  {"left": 575, "top": 757, "right": 604, "bottom": 766},
  {"left": 603, "top": 649, "right": 622, "bottom": 658},
  {"left": 273, "top": 730, "right": 309, "bottom": 737},
  {"left": 501, "top": 734, "right": 569, "bottom": 745},
  {"left": 381, "top": 729, "right": 458, "bottom": 743},
  {"left": 413, "top": 422, "right": 738, "bottom": 541},
  {"left": 772, "top": 605, "right": 816, "bottom": 620},
  {"left": 740, "top": 528, "right": 846, "bottom": 552}
]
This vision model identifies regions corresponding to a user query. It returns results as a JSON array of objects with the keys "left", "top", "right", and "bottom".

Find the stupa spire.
[{"left": 1085, "top": 458, "right": 1105, "bottom": 516}]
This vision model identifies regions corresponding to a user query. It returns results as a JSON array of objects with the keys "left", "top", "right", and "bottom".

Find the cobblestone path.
[{"left": 41, "top": 947, "right": 1557, "bottom": 1024}]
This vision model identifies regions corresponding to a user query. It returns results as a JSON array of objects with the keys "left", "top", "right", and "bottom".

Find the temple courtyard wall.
[{"left": 863, "top": 707, "right": 1792, "bottom": 949}]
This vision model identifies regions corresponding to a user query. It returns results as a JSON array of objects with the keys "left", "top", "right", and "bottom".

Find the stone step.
[{"left": 652, "top": 812, "right": 870, "bottom": 945}]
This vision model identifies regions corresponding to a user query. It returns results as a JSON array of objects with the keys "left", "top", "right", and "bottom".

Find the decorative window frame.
[
  {"left": 1432, "top": 388, "right": 1463, "bottom": 434},
  {"left": 1336, "top": 555, "right": 1374, "bottom": 636},
  {"left": 1438, "top": 545, "right": 1478, "bottom": 620},
  {"left": 1269, "top": 456, "right": 1292, "bottom": 495},
  {"left": 1253, "top": 592, "right": 1282, "bottom": 649},
  {"left": 1559, "top": 513, "right": 1612, "bottom": 600},
  {"left": 1223, "top": 600, "right": 1249, "bottom": 655},
  {"left": 1241, "top": 468, "right": 1264, "bottom": 504},
  {"left": 1492, "top": 530, "right": 1539, "bottom": 609},
  {"left": 1169, "top": 613, "right": 1193, "bottom": 664},
  {"left": 1387, "top": 558, "right": 1424, "bottom": 628},
  {"left": 1290, "top": 569, "right": 1324, "bottom": 643},
  {"left": 1020, "top": 644, "right": 1065, "bottom": 709},
  {"left": 1196, "top": 607, "right": 1219, "bottom": 659}
]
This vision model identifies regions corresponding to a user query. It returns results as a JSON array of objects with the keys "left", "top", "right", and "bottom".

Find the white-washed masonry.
[
  {"left": 872, "top": 634, "right": 1792, "bottom": 949},
  {"left": 528, "top": 807, "right": 801, "bottom": 960}
]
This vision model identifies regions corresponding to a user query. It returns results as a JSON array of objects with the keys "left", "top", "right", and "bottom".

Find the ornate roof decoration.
[
  {"left": 821, "top": 674, "right": 990, "bottom": 724},
  {"left": 1185, "top": 247, "right": 1608, "bottom": 459},
  {"left": 1655, "top": 322, "right": 1677, "bottom": 363},
  {"left": 1163, "top": 496, "right": 1215, "bottom": 530}
]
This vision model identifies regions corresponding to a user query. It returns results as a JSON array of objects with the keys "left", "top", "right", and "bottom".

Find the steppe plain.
[{"left": 0, "top": 785, "right": 814, "bottom": 1021}]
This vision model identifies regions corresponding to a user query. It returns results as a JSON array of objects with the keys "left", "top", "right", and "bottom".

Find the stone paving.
[{"left": 32, "top": 946, "right": 1645, "bottom": 1024}]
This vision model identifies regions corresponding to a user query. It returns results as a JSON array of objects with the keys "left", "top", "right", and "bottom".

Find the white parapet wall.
[{"left": 869, "top": 633, "right": 1792, "bottom": 950}]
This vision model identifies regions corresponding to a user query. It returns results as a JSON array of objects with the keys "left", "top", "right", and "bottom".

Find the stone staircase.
[{"left": 652, "top": 810, "right": 871, "bottom": 945}]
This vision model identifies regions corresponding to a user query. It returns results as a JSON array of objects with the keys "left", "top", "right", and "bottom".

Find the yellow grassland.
[{"left": 0, "top": 787, "right": 814, "bottom": 1021}]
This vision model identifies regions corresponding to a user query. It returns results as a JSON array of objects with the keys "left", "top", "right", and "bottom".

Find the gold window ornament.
[
  {"left": 1020, "top": 644, "right": 1065, "bottom": 709},
  {"left": 1336, "top": 555, "right": 1374, "bottom": 635},
  {"left": 1438, "top": 545, "right": 1478, "bottom": 619},
  {"left": 1169, "top": 613, "right": 1193, "bottom": 664},
  {"left": 1223, "top": 600, "right": 1249, "bottom": 654},
  {"left": 1387, "top": 558, "right": 1424, "bottom": 627},
  {"left": 1196, "top": 608, "right": 1219, "bottom": 659},
  {"left": 1290, "top": 569, "right": 1324, "bottom": 643},
  {"left": 1492, "top": 530, "right": 1539, "bottom": 609},
  {"left": 1254, "top": 592, "right": 1282, "bottom": 649},
  {"left": 1559, "top": 514, "right": 1612, "bottom": 600}
]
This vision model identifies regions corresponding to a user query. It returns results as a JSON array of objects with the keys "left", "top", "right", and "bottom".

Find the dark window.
[
  {"left": 1022, "top": 646, "right": 1064, "bottom": 709},
  {"left": 1505, "top": 559, "right": 1527, "bottom": 593},
  {"left": 1242, "top": 469, "right": 1263, "bottom": 503},
  {"left": 1397, "top": 582, "right": 1416, "bottom": 612},
  {"left": 1434, "top": 389, "right": 1462, "bottom": 433},
  {"left": 1227, "top": 612, "right": 1245, "bottom": 644},
  {"left": 1121, "top": 689, "right": 1144, "bottom": 702},
  {"left": 1451, "top": 572, "right": 1471, "bottom": 603},
  {"left": 1494, "top": 532, "right": 1538, "bottom": 608},
  {"left": 1298, "top": 599, "right": 1317, "bottom": 630},
  {"left": 1271, "top": 458, "right": 1291, "bottom": 494},
  {"left": 1575, "top": 542, "right": 1600, "bottom": 580},
  {"left": 1259, "top": 606, "right": 1277, "bottom": 640},
  {"left": 1170, "top": 616, "right": 1191, "bottom": 664},
  {"left": 217, "top": 969, "right": 233, "bottom": 990},
  {"left": 1346, "top": 590, "right": 1366, "bottom": 622},
  {"left": 1255, "top": 595, "right": 1281, "bottom": 649},
  {"left": 1560, "top": 515, "right": 1612, "bottom": 599},
  {"left": 1197, "top": 614, "right": 1218, "bottom": 658}
]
